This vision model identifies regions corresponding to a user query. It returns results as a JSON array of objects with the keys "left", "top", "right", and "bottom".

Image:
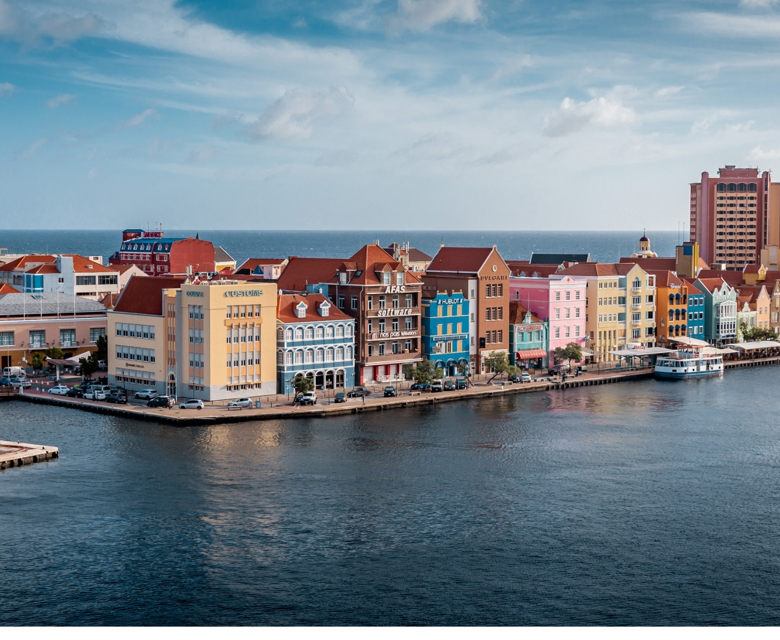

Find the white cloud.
[
  {"left": 187, "top": 144, "right": 217, "bottom": 162},
  {"left": 655, "top": 86, "right": 684, "bottom": 98},
  {"left": 245, "top": 87, "right": 355, "bottom": 141},
  {"left": 0, "top": 81, "right": 14, "bottom": 97},
  {"left": 114, "top": 108, "right": 159, "bottom": 131},
  {"left": 0, "top": 0, "right": 106, "bottom": 45},
  {"left": 689, "top": 11, "right": 780, "bottom": 38},
  {"left": 47, "top": 93, "right": 76, "bottom": 109},
  {"left": 388, "top": 0, "right": 482, "bottom": 33},
  {"left": 747, "top": 146, "right": 780, "bottom": 161},
  {"left": 543, "top": 96, "right": 636, "bottom": 137},
  {"left": 19, "top": 137, "right": 46, "bottom": 160},
  {"left": 491, "top": 55, "right": 533, "bottom": 82}
]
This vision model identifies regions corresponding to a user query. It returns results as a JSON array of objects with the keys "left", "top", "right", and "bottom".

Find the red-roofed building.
[
  {"left": 276, "top": 257, "right": 344, "bottom": 293},
  {"left": 0, "top": 254, "right": 121, "bottom": 300},
  {"left": 425, "top": 246, "right": 510, "bottom": 373},
  {"left": 0, "top": 284, "right": 19, "bottom": 295},
  {"left": 109, "top": 230, "right": 215, "bottom": 276},
  {"left": 235, "top": 258, "right": 288, "bottom": 279},
  {"left": 276, "top": 293, "right": 356, "bottom": 395}
]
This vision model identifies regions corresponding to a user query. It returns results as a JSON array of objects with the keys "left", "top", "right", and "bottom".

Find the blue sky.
[{"left": 2, "top": 0, "right": 780, "bottom": 231}]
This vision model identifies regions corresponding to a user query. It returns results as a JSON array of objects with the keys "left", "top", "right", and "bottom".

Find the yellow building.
[
  {"left": 559, "top": 263, "right": 657, "bottom": 361},
  {"left": 109, "top": 276, "right": 278, "bottom": 401}
]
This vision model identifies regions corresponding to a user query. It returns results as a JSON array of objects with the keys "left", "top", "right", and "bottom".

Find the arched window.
[
  {"left": 316, "top": 326, "right": 324, "bottom": 339},
  {"left": 717, "top": 183, "right": 726, "bottom": 192},
  {"left": 305, "top": 350, "right": 313, "bottom": 364},
  {"left": 295, "top": 328, "right": 303, "bottom": 340},
  {"left": 346, "top": 346, "right": 352, "bottom": 360},
  {"left": 681, "top": 310, "right": 686, "bottom": 320},
  {"left": 675, "top": 309, "right": 681, "bottom": 320},
  {"left": 669, "top": 294, "right": 675, "bottom": 305},
  {"left": 336, "top": 325, "right": 344, "bottom": 338},
  {"left": 285, "top": 351, "right": 293, "bottom": 365},
  {"left": 326, "top": 325, "right": 334, "bottom": 338},
  {"left": 675, "top": 293, "right": 681, "bottom": 304},
  {"left": 286, "top": 328, "right": 294, "bottom": 341},
  {"left": 633, "top": 278, "right": 641, "bottom": 289},
  {"left": 681, "top": 325, "right": 687, "bottom": 335},
  {"left": 738, "top": 183, "right": 747, "bottom": 192},
  {"left": 305, "top": 327, "right": 314, "bottom": 340},
  {"left": 336, "top": 347, "right": 344, "bottom": 361},
  {"left": 345, "top": 324, "right": 353, "bottom": 337},
  {"left": 295, "top": 351, "right": 303, "bottom": 364},
  {"left": 748, "top": 183, "right": 757, "bottom": 192},
  {"left": 728, "top": 183, "right": 737, "bottom": 192},
  {"left": 669, "top": 310, "right": 674, "bottom": 321}
]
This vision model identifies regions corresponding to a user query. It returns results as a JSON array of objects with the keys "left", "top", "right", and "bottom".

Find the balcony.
[
  {"left": 366, "top": 307, "right": 419, "bottom": 318},
  {"left": 631, "top": 302, "right": 641, "bottom": 309},
  {"left": 366, "top": 329, "right": 420, "bottom": 341},
  {"left": 362, "top": 351, "right": 422, "bottom": 365},
  {"left": 631, "top": 318, "right": 642, "bottom": 325},
  {"left": 631, "top": 285, "right": 641, "bottom": 292}
]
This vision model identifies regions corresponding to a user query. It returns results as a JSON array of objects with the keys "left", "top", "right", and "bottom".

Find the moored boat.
[{"left": 654, "top": 348, "right": 723, "bottom": 379}]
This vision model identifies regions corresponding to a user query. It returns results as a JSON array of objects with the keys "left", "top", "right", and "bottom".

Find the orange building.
[{"left": 647, "top": 270, "right": 689, "bottom": 345}]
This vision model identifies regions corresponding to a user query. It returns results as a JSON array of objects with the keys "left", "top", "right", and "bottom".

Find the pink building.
[{"left": 510, "top": 275, "right": 587, "bottom": 364}]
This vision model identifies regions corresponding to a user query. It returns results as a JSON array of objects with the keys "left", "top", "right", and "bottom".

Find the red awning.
[{"left": 516, "top": 349, "right": 547, "bottom": 360}]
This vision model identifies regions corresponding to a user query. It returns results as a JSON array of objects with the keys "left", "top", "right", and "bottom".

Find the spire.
[{"left": 195, "top": 232, "right": 200, "bottom": 240}]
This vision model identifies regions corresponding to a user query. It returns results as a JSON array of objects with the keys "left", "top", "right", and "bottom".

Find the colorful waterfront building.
[
  {"left": 108, "top": 229, "right": 215, "bottom": 277},
  {"left": 683, "top": 280, "right": 706, "bottom": 339},
  {"left": 556, "top": 263, "right": 656, "bottom": 360},
  {"left": 508, "top": 302, "right": 548, "bottom": 369},
  {"left": 692, "top": 278, "right": 738, "bottom": 345},
  {"left": 276, "top": 292, "right": 356, "bottom": 395},
  {"left": 509, "top": 275, "right": 587, "bottom": 365},
  {"left": 420, "top": 290, "right": 470, "bottom": 377},
  {"left": 648, "top": 270, "right": 689, "bottom": 346}
]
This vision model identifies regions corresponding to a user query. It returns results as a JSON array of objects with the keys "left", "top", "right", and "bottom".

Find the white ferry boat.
[{"left": 654, "top": 341, "right": 724, "bottom": 380}]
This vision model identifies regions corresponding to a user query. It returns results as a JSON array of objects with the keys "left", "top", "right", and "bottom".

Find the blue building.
[
  {"left": 421, "top": 290, "right": 470, "bottom": 377},
  {"left": 276, "top": 293, "right": 356, "bottom": 395},
  {"left": 686, "top": 280, "right": 706, "bottom": 339},
  {"left": 508, "top": 301, "right": 548, "bottom": 369}
]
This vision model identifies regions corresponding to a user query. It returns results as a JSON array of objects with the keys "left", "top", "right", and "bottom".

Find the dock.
[{"left": 0, "top": 441, "right": 59, "bottom": 470}]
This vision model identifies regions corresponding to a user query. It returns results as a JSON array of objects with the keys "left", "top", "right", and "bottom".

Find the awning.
[
  {"left": 669, "top": 336, "right": 709, "bottom": 347},
  {"left": 732, "top": 341, "right": 780, "bottom": 350},
  {"left": 515, "top": 349, "right": 547, "bottom": 360},
  {"left": 580, "top": 347, "right": 594, "bottom": 356},
  {"left": 608, "top": 347, "right": 674, "bottom": 357}
]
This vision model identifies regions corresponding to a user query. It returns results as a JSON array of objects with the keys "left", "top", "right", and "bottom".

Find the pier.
[{"left": 0, "top": 441, "right": 59, "bottom": 470}]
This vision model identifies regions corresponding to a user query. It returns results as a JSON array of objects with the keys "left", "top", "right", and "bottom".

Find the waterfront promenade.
[{"left": 8, "top": 354, "right": 780, "bottom": 425}]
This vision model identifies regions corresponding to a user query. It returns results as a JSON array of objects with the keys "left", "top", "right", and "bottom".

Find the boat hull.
[{"left": 654, "top": 369, "right": 723, "bottom": 380}]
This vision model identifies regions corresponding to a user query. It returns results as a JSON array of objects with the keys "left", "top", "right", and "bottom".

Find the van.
[
  {"left": 431, "top": 381, "right": 443, "bottom": 392},
  {"left": 3, "top": 366, "right": 24, "bottom": 378}
]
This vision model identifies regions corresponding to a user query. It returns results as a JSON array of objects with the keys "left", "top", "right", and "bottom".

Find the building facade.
[
  {"left": 650, "top": 271, "right": 689, "bottom": 346},
  {"left": 508, "top": 301, "right": 548, "bottom": 369},
  {"left": 509, "top": 275, "right": 587, "bottom": 364},
  {"left": 684, "top": 281, "right": 706, "bottom": 339},
  {"left": 0, "top": 254, "right": 120, "bottom": 300},
  {"left": 424, "top": 247, "right": 511, "bottom": 374},
  {"left": 276, "top": 293, "right": 355, "bottom": 396},
  {"left": 420, "top": 290, "right": 470, "bottom": 377},
  {"left": 689, "top": 166, "right": 780, "bottom": 270},
  {"left": 693, "top": 278, "right": 738, "bottom": 344},
  {"left": 108, "top": 229, "right": 215, "bottom": 276},
  {"left": 0, "top": 292, "right": 107, "bottom": 371}
]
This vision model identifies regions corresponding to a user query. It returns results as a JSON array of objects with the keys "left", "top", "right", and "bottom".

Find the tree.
[
  {"left": 412, "top": 359, "right": 441, "bottom": 385},
  {"left": 79, "top": 354, "right": 99, "bottom": 380},
  {"left": 293, "top": 375, "right": 314, "bottom": 395},
  {"left": 484, "top": 351, "right": 516, "bottom": 383},
  {"left": 45, "top": 346, "right": 64, "bottom": 360},
  {"left": 740, "top": 322, "right": 778, "bottom": 342},
  {"left": 31, "top": 353, "right": 45, "bottom": 371},
  {"left": 553, "top": 342, "right": 583, "bottom": 368},
  {"left": 95, "top": 335, "right": 108, "bottom": 362}
]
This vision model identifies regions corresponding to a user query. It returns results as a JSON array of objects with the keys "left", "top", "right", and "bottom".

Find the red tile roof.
[
  {"left": 645, "top": 269, "right": 684, "bottom": 288},
  {"left": 113, "top": 276, "right": 185, "bottom": 316},
  {"left": 99, "top": 292, "right": 122, "bottom": 309},
  {"left": 508, "top": 301, "right": 542, "bottom": 325},
  {"left": 427, "top": 247, "right": 496, "bottom": 274},
  {"left": 619, "top": 256, "right": 677, "bottom": 271},
  {"left": 235, "top": 258, "right": 287, "bottom": 274},
  {"left": 65, "top": 255, "right": 117, "bottom": 274},
  {"left": 276, "top": 257, "right": 345, "bottom": 292},
  {"left": 0, "top": 255, "right": 55, "bottom": 272},
  {"left": 25, "top": 264, "right": 60, "bottom": 274},
  {"left": 558, "top": 263, "right": 637, "bottom": 277},
  {"left": 340, "top": 245, "right": 422, "bottom": 285},
  {"left": 507, "top": 263, "right": 562, "bottom": 278},
  {"left": 0, "top": 284, "right": 20, "bottom": 294},
  {"left": 697, "top": 269, "right": 743, "bottom": 285},
  {"left": 694, "top": 277, "right": 733, "bottom": 293},
  {"left": 743, "top": 263, "right": 763, "bottom": 274},
  {"left": 277, "top": 293, "right": 353, "bottom": 324}
]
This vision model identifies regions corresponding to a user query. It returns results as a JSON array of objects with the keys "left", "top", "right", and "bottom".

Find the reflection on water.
[{"left": 2, "top": 368, "right": 780, "bottom": 625}]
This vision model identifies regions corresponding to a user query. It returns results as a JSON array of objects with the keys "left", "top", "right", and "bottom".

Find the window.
[
  {"left": 555, "top": 308, "right": 560, "bottom": 319},
  {"left": 379, "top": 343, "right": 385, "bottom": 356},
  {"left": 406, "top": 294, "right": 413, "bottom": 307},
  {"left": 393, "top": 295, "right": 399, "bottom": 309},
  {"left": 396, "top": 272, "right": 403, "bottom": 286},
  {"left": 575, "top": 291, "right": 581, "bottom": 300},
  {"left": 98, "top": 275, "right": 117, "bottom": 286},
  {"left": 60, "top": 329, "right": 76, "bottom": 346},
  {"left": 340, "top": 272, "right": 347, "bottom": 285},
  {"left": 565, "top": 291, "right": 571, "bottom": 301},
  {"left": 336, "top": 326, "right": 344, "bottom": 337},
  {"left": 0, "top": 331, "right": 13, "bottom": 346},
  {"left": 497, "top": 284, "right": 503, "bottom": 297},
  {"left": 555, "top": 291, "right": 561, "bottom": 301},
  {"left": 346, "top": 324, "right": 353, "bottom": 337},
  {"left": 338, "top": 295, "right": 345, "bottom": 309},
  {"left": 575, "top": 308, "right": 580, "bottom": 318},
  {"left": 497, "top": 330, "right": 502, "bottom": 343},
  {"left": 368, "top": 297, "right": 373, "bottom": 310},
  {"left": 392, "top": 342, "right": 400, "bottom": 354},
  {"left": 351, "top": 296, "right": 358, "bottom": 310},
  {"left": 383, "top": 272, "right": 391, "bottom": 285},
  {"left": 29, "top": 330, "right": 45, "bottom": 347},
  {"left": 316, "top": 327, "right": 324, "bottom": 339},
  {"left": 90, "top": 327, "right": 106, "bottom": 342},
  {"left": 555, "top": 327, "right": 560, "bottom": 338},
  {"left": 565, "top": 326, "right": 570, "bottom": 338},
  {"left": 379, "top": 296, "right": 386, "bottom": 309},
  {"left": 405, "top": 317, "right": 413, "bottom": 330},
  {"left": 565, "top": 307, "right": 570, "bottom": 319},
  {"left": 405, "top": 340, "right": 412, "bottom": 352},
  {"left": 316, "top": 350, "right": 323, "bottom": 363},
  {"left": 486, "top": 308, "right": 491, "bottom": 321},
  {"left": 575, "top": 326, "right": 580, "bottom": 337},
  {"left": 76, "top": 275, "right": 96, "bottom": 286},
  {"left": 306, "top": 327, "right": 314, "bottom": 340},
  {"left": 498, "top": 307, "right": 503, "bottom": 320},
  {"left": 392, "top": 318, "right": 399, "bottom": 331},
  {"left": 485, "top": 331, "right": 491, "bottom": 344},
  {"left": 492, "top": 284, "right": 497, "bottom": 297},
  {"left": 305, "top": 351, "right": 313, "bottom": 364}
]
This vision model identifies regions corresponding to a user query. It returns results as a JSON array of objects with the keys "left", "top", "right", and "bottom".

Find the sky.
[{"left": 2, "top": 0, "right": 780, "bottom": 231}]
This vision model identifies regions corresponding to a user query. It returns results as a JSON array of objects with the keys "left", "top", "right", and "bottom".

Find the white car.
[
  {"left": 134, "top": 389, "right": 159, "bottom": 399},
  {"left": 179, "top": 399, "right": 204, "bottom": 410},
  {"left": 520, "top": 372, "right": 532, "bottom": 383},
  {"left": 85, "top": 390, "right": 106, "bottom": 400},
  {"left": 48, "top": 385, "right": 70, "bottom": 395},
  {"left": 227, "top": 398, "right": 253, "bottom": 409},
  {"left": 11, "top": 378, "right": 31, "bottom": 389}
]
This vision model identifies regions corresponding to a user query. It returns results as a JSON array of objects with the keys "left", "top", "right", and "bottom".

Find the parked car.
[
  {"left": 334, "top": 392, "right": 346, "bottom": 403},
  {"left": 456, "top": 379, "right": 468, "bottom": 390},
  {"left": 443, "top": 380, "right": 455, "bottom": 391},
  {"left": 105, "top": 391, "right": 128, "bottom": 404},
  {"left": 66, "top": 387, "right": 84, "bottom": 398},
  {"left": 11, "top": 378, "right": 31, "bottom": 389},
  {"left": 520, "top": 372, "right": 532, "bottom": 383},
  {"left": 227, "top": 398, "right": 253, "bottom": 409},
  {"left": 84, "top": 389, "right": 106, "bottom": 400},
  {"left": 410, "top": 382, "right": 431, "bottom": 391},
  {"left": 347, "top": 387, "right": 371, "bottom": 398},
  {"left": 431, "top": 381, "right": 443, "bottom": 392},
  {"left": 179, "top": 399, "right": 204, "bottom": 410},
  {"left": 147, "top": 396, "right": 175, "bottom": 408},
  {"left": 384, "top": 386, "right": 396, "bottom": 397},
  {"left": 548, "top": 365, "right": 571, "bottom": 376},
  {"left": 298, "top": 391, "right": 317, "bottom": 405},
  {"left": 48, "top": 385, "right": 70, "bottom": 395},
  {"left": 0, "top": 376, "right": 12, "bottom": 387},
  {"left": 135, "top": 389, "right": 159, "bottom": 400},
  {"left": 508, "top": 374, "right": 521, "bottom": 384}
]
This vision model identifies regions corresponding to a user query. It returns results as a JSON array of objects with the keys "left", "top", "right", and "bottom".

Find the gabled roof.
[
  {"left": 64, "top": 255, "right": 118, "bottom": 274},
  {"left": 277, "top": 293, "right": 353, "bottom": 324},
  {"left": 26, "top": 264, "right": 60, "bottom": 274},
  {"left": 113, "top": 276, "right": 185, "bottom": 316},
  {"left": 531, "top": 253, "right": 590, "bottom": 265},
  {"left": 743, "top": 263, "right": 764, "bottom": 274},
  {"left": 340, "top": 245, "right": 422, "bottom": 285},
  {"left": 0, "top": 255, "right": 55, "bottom": 272},
  {"left": 214, "top": 246, "right": 235, "bottom": 263},
  {"left": 276, "top": 257, "right": 344, "bottom": 292},
  {"left": 507, "top": 262, "right": 562, "bottom": 278},
  {"left": 115, "top": 264, "right": 145, "bottom": 275},
  {"left": 697, "top": 269, "right": 743, "bottom": 285},
  {"left": 734, "top": 284, "right": 769, "bottom": 303},
  {"left": 427, "top": 246, "right": 505, "bottom": 275},
  {"left": 0, "top": 284, "right": 20, "bottom": 294},
  {"left": 508, "top": 301, "right": 542, "bottom": 325},
  {"left": 235, "top": 258, "right": 288, "bottom": 275},
  {"left": 99, "top": 292, "right": 122, "bottom": 309},
  {"left": 386, "top": 243, "right": 432, "bottom": 263},
  {"left": 694, "top": 277, "right": 733, "bottom": 294},
  {"left": 619, "top": 256, "right": 677, "bottom": 271},
  {"left": 645, "top": 269, "right": 684, "bottom": 288},
  {"left": 558, "top": 263, "right": 638, "bottom": 277}
]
